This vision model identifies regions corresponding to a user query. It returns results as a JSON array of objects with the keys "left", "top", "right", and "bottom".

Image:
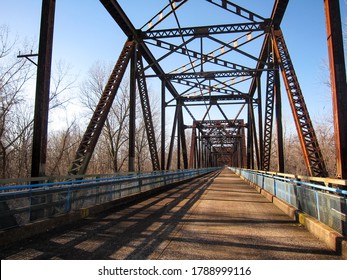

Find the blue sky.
[{"left": 1, "top": 0, "right": 346, "bottom": 131}]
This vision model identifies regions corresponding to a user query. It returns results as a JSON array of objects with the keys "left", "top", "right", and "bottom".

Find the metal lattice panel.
[
  {"left": 136, "top": 51, "right": 160, "bottom": 171},
  {"left": 141, "top": 22, "right": 270, "bottom": 39},
  {"left": 263, "top": 39, "right": 275, "bottom": 171}
]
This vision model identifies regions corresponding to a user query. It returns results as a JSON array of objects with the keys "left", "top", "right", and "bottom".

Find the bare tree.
[
  {"left": 0, "top": 25, "right": 78, "bottom": 179},
  {"left": 135, "top": 120, "right": 148, "bottom": 172},
  {"left": 46, "top": 119, "right": 81, "bottom": 176},
  {"left": 0, "top": 25, "right": 34, "bottom": 178},
  {"left": 105, "top": 89, "right": 130, "bottom": 172},
  {"left": 313, "top": 115, "right": 336, "bottom": 177},
  {"left": 49, "top": 60, "right": 76, "bottom": 110},
  {"left": 134, "top": 83, "right": 161, "bottom": 172}
]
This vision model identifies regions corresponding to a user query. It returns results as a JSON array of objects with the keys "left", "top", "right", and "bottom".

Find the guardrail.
[
  {"left": 229, "top": 167, "right": 347, "bottom": 236},
  {"left": 0, "top": 168, "right": 219, "bottom": 231}
]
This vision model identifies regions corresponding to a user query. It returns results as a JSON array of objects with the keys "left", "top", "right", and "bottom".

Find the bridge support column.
[
  {"left": 257, "top": 76, "right": 264, "bottom": 170},
  {"left": 161, "top": 80, "right": 166, "bottom": 170},
  {"left": 274, "top": 56, "right": 284, "bottom": 173},
  {"left": 324, "top": 0, "right": 347, "bottom": 179},
  {"left": 128, "top": 45, "right": 137, "bottom": 172},
  {"left": 31, "top": 0, "right": 56, "bottom": 178}
]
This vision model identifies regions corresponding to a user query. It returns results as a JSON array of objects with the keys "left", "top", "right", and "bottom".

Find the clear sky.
[{"left": 1, "top": 0, "right": 346, "bottom": 131}]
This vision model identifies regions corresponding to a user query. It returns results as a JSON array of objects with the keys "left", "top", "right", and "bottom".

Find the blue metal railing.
[
  {"left": 0, "top": 168, "right": 219, "bottom": 230},
  {"left": 229, "top": 167, "right": 347, "bottom": 236}
]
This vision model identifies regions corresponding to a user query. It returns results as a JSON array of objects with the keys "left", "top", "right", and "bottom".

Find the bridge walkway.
[{"left": 0, "top": 168, "right": 343, "bottom": 260}]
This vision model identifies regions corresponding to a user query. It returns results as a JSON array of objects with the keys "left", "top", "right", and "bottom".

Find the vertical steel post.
[
  {"left": 189, "top": 123, "right": 196, "bottom": 168},
  {"left": 201, "top": 134, "right": 206, "bottom": 168},
  {"left": 161, "top": 80, "right": 166, "bottom": 170},
  {"left": 324, "top": 0, "right": 347, "bottom": 179},
  {"left": 240, "top": 121, "right": 246, "bottom": 168},
  {"left": 257, "top": 76, "right": 264, "bottom": 170},
  {"left": 179, "top": 107, "right": 188, "bottom": 169},
  {"left": 167, "top": 106, "right": 178, "bottom": 170},
  {"left": 177, "top": 109, "right": 181, "bottom": 170},
  {"left": 274, "top": 58, "right": 284, "bottom": 172},
  {"left": 31, "top": 0, "right": 56, "bottom": 178},
  {"left": 247, "top": 101, "right": 253, "bottom": 169},
  {"left": 250, "top": 102, "right": 259, "bottom": 169},
  {"left": 128, "top": 46, "right": 137, "bottom": 172}
]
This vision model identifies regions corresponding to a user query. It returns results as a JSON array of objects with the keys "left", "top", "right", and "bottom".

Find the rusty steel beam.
[
  {"left": 161, "top": 80, "right": 166, "bottom": 170},
  {"left": 263, "top": 39, "right": 275, "bottom": 171},
  {"left": 248, "top": 0, "right": 289, "bottom": 98},
  {"left": 100, "top": 0, "right": 180, "bottom": 100},
  {"left": 128, "top": 46, "right": 137, "bottom": 172},
  {"left": 178, "top": 103, "right": 189, "bottom": 169},
  {"left": 257, "top": 76, "right": 264, "bottom": 170},
  {"left": 167, "top": 106, "right": 178, "bottom": 170},
  {"left": 136, "top": 51, "right": 160, "bottom": 171},
  {"left": 68, "top": 41, "right": 134, "bottom": 175},
  {"left": 31, "top": 0, "right": 56, "bottom": 178},
  {"left": 100, "top": 0, "right": 196, "bottom": 122},
  {"left": 273, "top": 29, "right": 328, "bottom": 177},
  {"left": 189, "top": 123, "right": 197, "bottom": 168},
  {"left": 274, "top": 56, "right": 284, "bottom": 173},
  {"left": 246, "top": 0, "right": 287, "bottom": 170},
  {"left": 324, "top": 0, "right": 347, "bottom": 179}
]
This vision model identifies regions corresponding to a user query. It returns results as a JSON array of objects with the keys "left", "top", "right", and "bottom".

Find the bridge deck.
[{"left": 0, "top": 168, "right": 343, "bottom": 260}]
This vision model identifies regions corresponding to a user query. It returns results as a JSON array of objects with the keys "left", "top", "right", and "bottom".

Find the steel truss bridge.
[
  {"left": 1, "top": 0, "right": 347, "bottom": 260},
  {"left": 28, "top": 0, "right": 347, "bottom": 180}
]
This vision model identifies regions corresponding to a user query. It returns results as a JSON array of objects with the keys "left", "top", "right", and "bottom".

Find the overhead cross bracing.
[{"left": 64, "top": 0, "right": 332, "bottom": 177}]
